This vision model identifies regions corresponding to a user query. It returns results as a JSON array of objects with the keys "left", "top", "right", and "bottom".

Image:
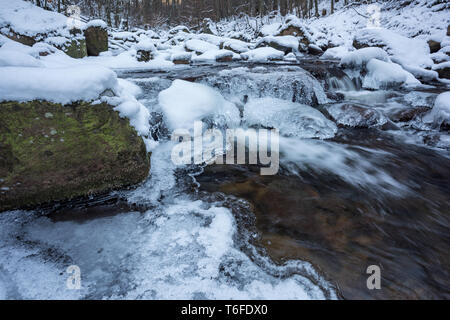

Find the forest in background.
[{"left": 30, "top": 0, "right": 368, "bottom": 29}]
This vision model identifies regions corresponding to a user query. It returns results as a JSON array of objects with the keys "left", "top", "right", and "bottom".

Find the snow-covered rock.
[
  {"left": 221, "top": 39, "right": 250, "bottom": 53},
  {"left": 340, "top": 47, "right": 390, "bottom": 69},
  {"left": 203, "top": 66, "right": 328, "bottom": 106},
  {"left": 158, "top": 79, "right": 240, "bottom": 130},
  {"left": 353, "top": 28, "right": 435, "bottom": 80},
  {"left": 193, "top": 49, "right": 234, "bottom": 63},
  {"left": 240, "top": 47, "right": 285, "bottom": 62},
  {"left": 256, "top": 36, "right": 299, "bottom": 54},
  {"left": 244, "top": 97, "right": 337, "bottom": 139},
  {"left": 171, "top": 52, "right": 192, "bottom": 64},
  {"left": 184, "top": 39, "right": 217, "bottom": 54},
  {"left": 0, "top": 0, "right": 69, "bottom": 39},
  {"left": 135, "top": 38, "right": 156, "bottom": 62},
  {"left": 85, "top": 19, "right": 107, "bottom": 30},
  {"left": 363, "top": 59, "right": 420, "bottom": 90},
  {"left": 432, "top": 61, "right": 450, "bottom": 80},
  {"left": 0, "top": 65, "right": 117, "bottom": 104},
  {"left": 321, "top": 46, "right": 349, "bottom": 60}
]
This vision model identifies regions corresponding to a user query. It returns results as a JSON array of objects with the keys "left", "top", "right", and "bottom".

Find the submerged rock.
[
  {"left": 0, "top": 100, "right": 150, "bottom": 211},
  {"left": 326, "top": 103, "right": 388, "bottom": 128}
]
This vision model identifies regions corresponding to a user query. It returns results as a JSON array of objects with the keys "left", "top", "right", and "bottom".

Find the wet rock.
[
  {"left": 1, "top": 28, "right": 37, "bottom": 46},
  {"left": 434, "top": 63, "right": 450, "bottom": 79},
  {"left": 428, "top": 40, "right": 441, "bottom": 54},
  {"left": 308, "top": 44, "right": 324, "bottom": 55},
  {"left": 0, "top": 100, "right": 150, "bottom": 211},
  {"left": 326, "top": 103, "right": 388, "bottom": 128},
  {"left": 84, "top": 25, "right": 108, "bottom": 56},
  {"left": 136, "top": 49, "right": 154, "bottom": 62}
]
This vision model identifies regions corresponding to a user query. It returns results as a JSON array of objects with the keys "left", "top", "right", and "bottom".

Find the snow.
[
  {"left": 260, "top": 23, "right": 282, "bottom": 37},
  {"left": 0, "top": 47, "right": 43, "bottom": 67},
  {"left": 184, "top": 39, "right": 217, "bottom": 54},
  {"left": 0, "top": 0, "right": 72, "bottom": 37},
  {"left": 158, "top": 79, "right": 239, "bottom": 130},
  {"left": 170, "top": 52, "right": 192, "bottom": 61},
  {"left": 192, "top": 49, "right": 233, "bottom": 62},
  {"left": 340, "top": 47, "right": 390, "bottom": 69},
  {"left": 0, "top": 65, "right": 117, "bottom": 104},
  {"left": 423, "top": 92, "right": 450, "bottom": 128},
  {"left": 326, "top": 103, "right": 388, "bottom": 128},
  {"left": 85, "top": 19, "right": 107, "bottom": 30},
  {"left": 221, "top": 39, "right": 250, "bottom": 53},
  {"left": 240, "top": 47, "right": 285, "bottom": 62},
  {"left": 257, "top": 36, "right": 299, "bottom": 52},
  {"left": 354, "top": 28, "right": 434, "bottom": 79},
  {"left": 362, "top": 59, "right": 420, "bottom": 90},
  {"left": 321, "top": 46, "right": 349, "bottom": 60},
  {"left": 244, "top": 97, "right": 337, "bottom": 139},
  {"left": 135, "top": 38, "right": 156, "bottom": 51}
]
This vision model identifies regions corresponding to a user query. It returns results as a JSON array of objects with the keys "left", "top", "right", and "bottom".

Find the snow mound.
[
  {"left": 85, "top": 19, "right": 107, "bottom": 30},
  {"left": 221, "top": 39, "right": 250, "bottom": 53},
  {"left": 0, "top": 0, "right": 72, "bottom": 37},
  {"left": 0, "top": 65, "right": 117, "bottom": 104},
  {"left": 135, "top": 38, "right": 156, "bottom": 51},
  {"left": 340, "top": 47, "right": 390, "bottom": 69},
  {"left": 192, "top": 49, "right": 233, "bottom": 62},
  {"left": 240, "top": 47, "right": 285, "bottom": 62},
  {"left": 0, "top": 46, "right": 43, "bottom": 67},
  {"left": 158, "top": 79, "right": 240, "bottom": 130},
  {"left": 423, "top": 92, "right": 450, "bottom": 128},
  {"left": 244, "top": 97, "right": 337, "bottom": 139},
  {"left": 321, "top": 46, "right": 349, "bottom": 60},
  {"left": 362, "top": 59, "right": 420, "bottom": 90},
  {"left": 354, "top": 28, "right": 434, "bottom": 79},
  {"left": 256, "top": 36, "right": 299, "bottom": 53}
]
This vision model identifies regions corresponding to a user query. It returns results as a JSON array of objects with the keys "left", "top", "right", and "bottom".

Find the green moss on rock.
[
  {"left": 61, "top": 38, "right": 87, "bottom": 59},
  {"left": 0, "top": 100, "right": 150, "bottom": 211}
]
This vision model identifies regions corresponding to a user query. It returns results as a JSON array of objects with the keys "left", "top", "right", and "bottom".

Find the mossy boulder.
[
  {"left": 47, "top": 37, "right": 87, "bottom": 59},
  {"left": 84, "top": 26, "right": 108, "bottom": 56},
  {"left": 0, "top": 100, "right": 150, "bottom": 211}
]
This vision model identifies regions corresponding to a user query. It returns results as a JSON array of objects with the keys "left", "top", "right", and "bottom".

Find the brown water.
[{"left": 196, "top": 128, "right": 450, "bottom": 299}]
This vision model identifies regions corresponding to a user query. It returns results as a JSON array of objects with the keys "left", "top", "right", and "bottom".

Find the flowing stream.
[{"left": 0, "top": 60, "right": 448, "bottom": 300}]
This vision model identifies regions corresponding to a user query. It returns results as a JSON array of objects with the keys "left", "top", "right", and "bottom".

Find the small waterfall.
[{"left": 326, "top": 74, "right": 362, "bottom": 92}]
